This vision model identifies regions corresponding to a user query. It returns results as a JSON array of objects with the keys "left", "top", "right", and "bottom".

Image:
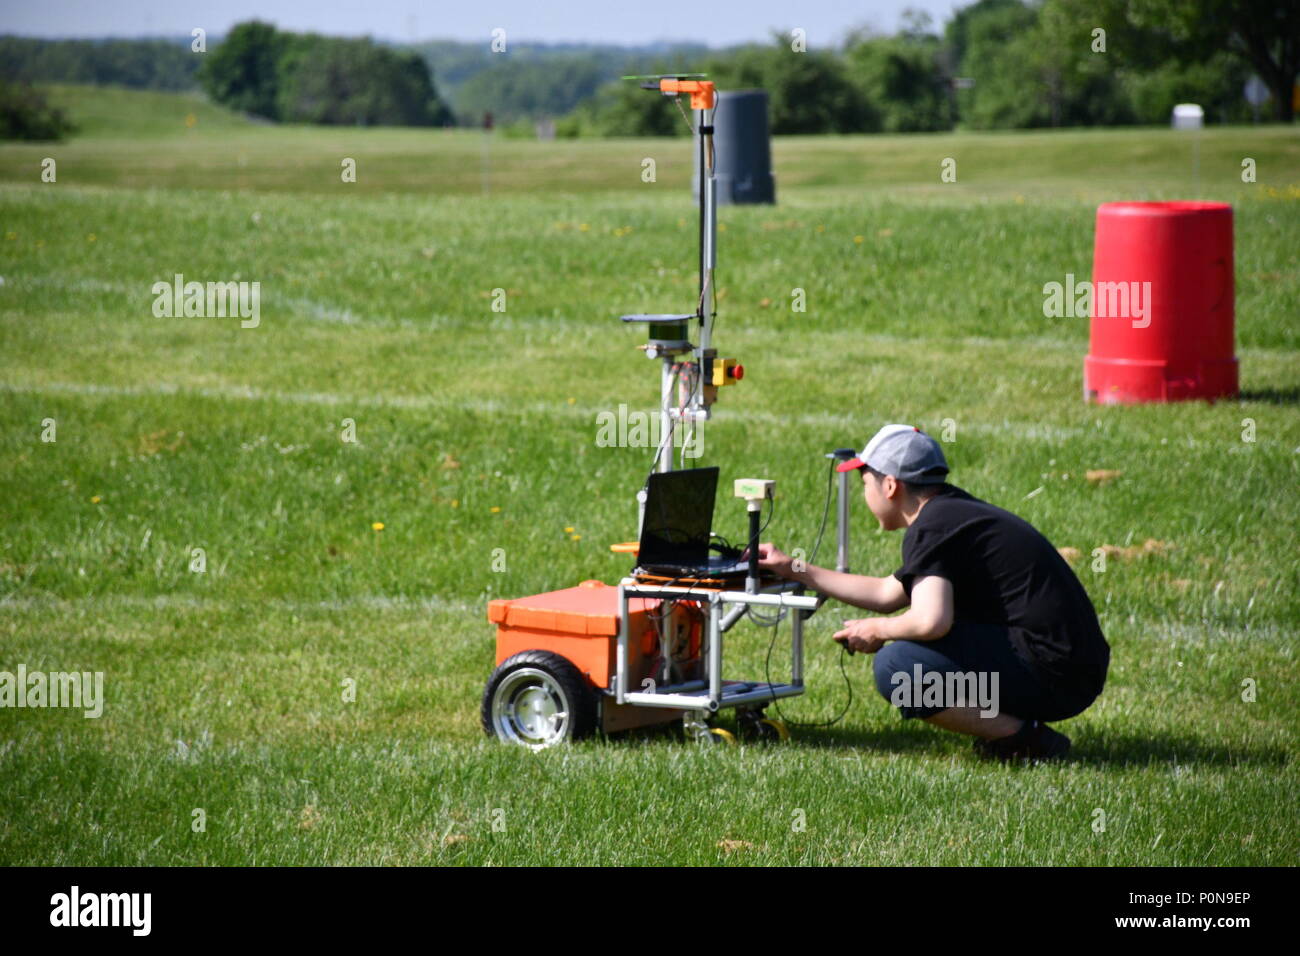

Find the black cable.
[
  {"left": 708, "top": 531, "right": 740, "bottom": 556},
  {"left": 757, "top": 490, "right": 775, "bottom": 535},
  {"left": 672, "top": 95, "right": 694, "bottom": 134},
  {"left": 641, "top": 572, "right": 699, "bottom": 622},
  {"left": 762, "top": 610, "right": 855, "bottom": 729},
  {"left": 754, "top": 459, "right": 855, "bottom": 728},
  {"left": 807, "top": 459, "right": 836, "bottom": 567},
  {"left": 644, "top": 362, "right": 684, "bottom": 487}
]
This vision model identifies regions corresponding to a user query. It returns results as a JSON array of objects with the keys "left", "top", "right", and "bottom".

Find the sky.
[{"left": 0, "top": 0, "right": 969, "bottom": 46}]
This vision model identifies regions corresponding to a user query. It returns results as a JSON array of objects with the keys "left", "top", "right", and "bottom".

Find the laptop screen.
[{"left": 638, "top": 467, "right": 719, "bottom": 566}]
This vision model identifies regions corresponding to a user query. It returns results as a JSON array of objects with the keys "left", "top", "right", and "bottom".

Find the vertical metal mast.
[
  {"left": 618, "top": 76, "right": 741, "bottom": 541},
  {"left": 619, "top": 76, "right": 720, "bottom": 481},
  {"left": 698, "top": 104, "right": 715, "bottom": 364}
]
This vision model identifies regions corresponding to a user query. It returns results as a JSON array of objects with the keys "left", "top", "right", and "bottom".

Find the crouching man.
[{"left": 747, "top": 424, "right": 1109, "bottom": 762}]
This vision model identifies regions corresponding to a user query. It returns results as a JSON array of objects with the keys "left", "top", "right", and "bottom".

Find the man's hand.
[
  {"left": 741, "top": 541, "right": 795, "bottom": 579},
  {"left": 833, "top": 617, "right": 889, "bottom": 654}
]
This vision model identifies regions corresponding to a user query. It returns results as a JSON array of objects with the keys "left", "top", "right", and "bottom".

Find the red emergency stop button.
[{"left": 730, "top": 364, "right": 744, "bottom": 380}]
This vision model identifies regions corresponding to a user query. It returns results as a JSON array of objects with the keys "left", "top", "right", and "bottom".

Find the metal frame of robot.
[{"left": 613, "top": 579, "right": 819, "bottom": 721}]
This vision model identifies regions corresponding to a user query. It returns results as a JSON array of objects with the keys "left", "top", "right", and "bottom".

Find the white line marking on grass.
[
  {"left": 1, "top": 380, "right": 449, "bottom": 411},
  {"left": 0, "top": 593, "right": 478, "bottom": 615},
  {"left": 275, "top": 295, "right": 365, "bottom": 325},
  {"left": 8, "top": 276, "right": 137, "bottom": 294},
  {"left": 1111, "top": 621, "right": 1295, "bottom": 644},
  {"left": 0, "top": 381, "right": 1088, "bottom": 439},
  {"left": 2, "top": 271, "right": 1089, "bottom": 352}
]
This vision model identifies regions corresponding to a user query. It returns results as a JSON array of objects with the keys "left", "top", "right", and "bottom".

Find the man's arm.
[
  {"left": 793, "top": 563, "right": 910, "bottom": 614},
  {"left": 748, "top": 542, "right": 909, "bottom": 613},
  {"left": 873, "top": 575, "right": 953, "bottom": 640},
  {"left": 835, "top": 575, "right": 954, "bottom": 653}
]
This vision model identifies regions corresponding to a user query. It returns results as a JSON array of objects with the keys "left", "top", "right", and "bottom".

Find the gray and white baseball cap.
[{"left": 836, "top": 424, "right": 949, "bottom": 484}]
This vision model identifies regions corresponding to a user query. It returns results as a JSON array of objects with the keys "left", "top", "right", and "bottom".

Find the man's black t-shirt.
[{"left": 892, "top": 484, "right": 1109, "bottom": 701}]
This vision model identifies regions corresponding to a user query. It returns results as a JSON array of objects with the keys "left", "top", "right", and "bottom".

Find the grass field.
[{"left": 1, "top": 86, "right": 1298, "bottom": 865}]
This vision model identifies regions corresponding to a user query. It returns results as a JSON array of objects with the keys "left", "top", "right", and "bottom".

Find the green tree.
[
  {"left": 0, "top": 80, "right": 74, "bottom": 140},
  {"left": 198, "top": 21, "right": 286, "bottom": 120},
  {"left": 1032, "top": 0, "right": 1135, "bottom": 127},
  {"left": 585, "top": 74, "right": 690, "bottom": 137},
  {"left": 944, "top": 0, "right": 1027, "bottom": 70},
  {"left": 952, "top": 1, "right": 1045, "bottom": 127},
  {"left": 277, "top": 35, "right": 449, "bottom": 126},
  {"left": 0, "top": 38, "right": 200, "bottom": 91},
  {"left": 705, "top": 36, "right": 874, "bottom": 134},
  {"left": 1120, "top": 53, "right": 1251, "bottom": 124},
  {"left": 453, "top": 56, "right": 606, "bottom": 125},
  {"left": 950, "top": 0, "right": 1134, "bottom": 129},
  {"left": 845, "top": 30, "right": 951, "bottom": 132},
  {"left": 1095, "top": 0, "right": 1298, "bottom": 122}
]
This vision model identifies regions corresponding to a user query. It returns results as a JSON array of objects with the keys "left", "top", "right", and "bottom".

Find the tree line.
[
  {"left": 0, "top": 23, "right": 454, "bottom": 131},
  {"left": 1, "top": 0, "right": 1293, "bottom": 140},
  {"left": 0, "top": 36, "right": 200, "bottom": 90},
  {"left": 563, "top": 0, "right": 1294, "bottom": 137},
  {"left": 197, "top": 22, "right": 452, "bottom": 126}
]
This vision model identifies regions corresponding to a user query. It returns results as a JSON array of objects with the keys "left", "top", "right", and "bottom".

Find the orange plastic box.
[{"left": 487, "top": 579, "right": 699, "bottom": 692}]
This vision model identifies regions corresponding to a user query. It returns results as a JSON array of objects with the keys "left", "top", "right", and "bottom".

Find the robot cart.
[
  {"left": 482, "top": 573, "right": 821, "bottom": 749},
  {"left": 482, "top": 451, "right": 860, "bottom": 750},
  {"left": 480, "top": 75, "right": 857, "bottom": 748}
]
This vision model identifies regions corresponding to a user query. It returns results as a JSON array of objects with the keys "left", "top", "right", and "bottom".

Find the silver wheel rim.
[{"left": 491, "top": 667, "right": 571, "bottom": 749}]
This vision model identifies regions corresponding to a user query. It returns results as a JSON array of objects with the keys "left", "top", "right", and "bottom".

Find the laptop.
[{"left": 634, "top": 466, "right": 752, "bottom": 578}]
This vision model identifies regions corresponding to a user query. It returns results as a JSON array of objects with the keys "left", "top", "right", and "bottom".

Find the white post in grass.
[{"left": 1172, "top": 104, "right": 1203, "bottom": 195}]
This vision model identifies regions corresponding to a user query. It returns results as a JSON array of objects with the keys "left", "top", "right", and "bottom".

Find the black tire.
[
  {"left": 481, "top": 650, "right": 597, "bottom": 748},
  {"left": 734, "top": 707, "right": 764, "bottom": 741}
]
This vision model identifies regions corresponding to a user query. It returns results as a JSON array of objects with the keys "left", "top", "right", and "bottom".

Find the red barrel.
[{"left": 1084, "top": 201, "right": 1237, "bottom": 404}]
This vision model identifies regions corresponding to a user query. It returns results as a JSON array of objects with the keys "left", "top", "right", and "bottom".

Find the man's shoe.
[{"left": 973, "top": 720, "right": 1071, "bottom": 763}]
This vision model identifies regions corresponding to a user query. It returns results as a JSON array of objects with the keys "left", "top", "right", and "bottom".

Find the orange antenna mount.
[{"left": 659, "top": 78, "right": 715, "bottom": 110}]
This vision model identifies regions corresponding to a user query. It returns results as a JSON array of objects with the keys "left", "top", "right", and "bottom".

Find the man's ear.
[{"left": 882, "top": 474, "right": 900, "bottom": 500}]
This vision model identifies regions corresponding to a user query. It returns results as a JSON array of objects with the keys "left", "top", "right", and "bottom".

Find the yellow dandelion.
[
  {"left": 451, "top": 499, "right": 459, "bottom": 508},
  {"left": 579, "top": 223, "right": 590, "bottom": 232},
  {"left": 816, "top": 224, "right": 825, "bottom": 233},
  {"left": 87, "top": 233, "right": 97, "bottom": 242},
  {"left": 567, "top": 397, "right": 576, "bottom": 405},
  {"left": 90, "top": 495, "right": 102, "bottom": 504},
  {"left": 853, "top": 235, "right": 864, "bottom": 244},
  {"left": 570, "top": 534, "right": 582, "bottom": 541},
  {"left": 372, "top": 521, "right": 384, "bottom": 531},
  {"left": 490, "top": 506, "right": 501, "bottom": 513},
  {"left": 564, "top": 526, "right": 575, "bottom": 533}
]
